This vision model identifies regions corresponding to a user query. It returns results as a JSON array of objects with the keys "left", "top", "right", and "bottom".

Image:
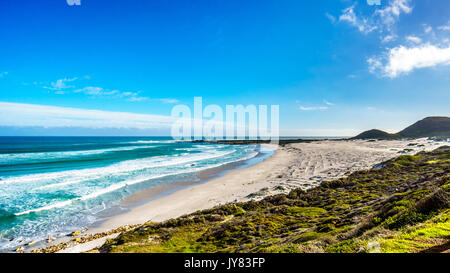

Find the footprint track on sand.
[{"left": 271, "top": 139, "right": 447, "bottom": 191}]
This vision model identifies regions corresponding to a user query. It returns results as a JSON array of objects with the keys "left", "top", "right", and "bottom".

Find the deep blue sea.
[{"left": 0, "top": 137, "right": 262, "bottom": 251}]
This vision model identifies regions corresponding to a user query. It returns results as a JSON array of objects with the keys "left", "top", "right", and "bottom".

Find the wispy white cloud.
[
  {"left": 39, "top": 77, "right": 178, "bottom": 104},
  {"left": 325, "top": 12, "right": 336, "bottom": 23},
  {"left": 339, "top": 5, "right": 377, "bottom": 34},
  {"left": 438, "top": 21, "right": 450, "bottom": 31},
  {"left": 336, "top": 0, "right": 412, "bottom": 37},
  {"left": 299, "top": 106, "right": 328, "bottom": 111},
  {"left": 367, "top": 57, "right": 383, "bottom": 74},
  {"left": 43, "top": 77, "right": 78, "bottom": 90},
  {"left": 382, "top": 34, "right": 397, "bottom": 43},
  {"left": 74, "top": 86, "right": 149, "bottom": 102},
  {"left": 423, "top": 24, "right": 433, "bottom": 34},
  {"left": 0, "top": 102, "right": 177, "bottom": 129},
  {"left": 368, "top": 44, "right": 450, "bottom": 78},
  {"left": 73, "top": 86, "right": 178, "bottom": 103},
  {"left": 75, "top": 86, "right": 118, "bottom": 96},
  {"left": 297, "top": 98, "right": 333, "bottom": 111},
  {"left": 0, "top": 72, "right": 9, "bottom": 78},
  {"left": 406, "top": 35, "right": 422, "bottom": 44},
  {"left": 155, "top": 98, "right": 180, "bottom": 104},
  {"left": 375, "top": 0, "right": 413, "bottom": 30},
  {"left": 126, "top": 96, "right": 148, "bottom": 102}
]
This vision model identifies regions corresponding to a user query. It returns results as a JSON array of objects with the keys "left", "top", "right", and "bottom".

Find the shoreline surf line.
[{"left": 23, "top": 144, "right": 275, "bottom": 253}]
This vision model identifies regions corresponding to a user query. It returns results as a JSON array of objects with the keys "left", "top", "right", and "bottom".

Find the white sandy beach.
[{"left": 36, "top": 138, "right": 447, "bottom": 253}]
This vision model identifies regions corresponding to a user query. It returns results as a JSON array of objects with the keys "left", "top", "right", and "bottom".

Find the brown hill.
[{"left": 353, "top": 117, "right": 450, "bottom": 140}]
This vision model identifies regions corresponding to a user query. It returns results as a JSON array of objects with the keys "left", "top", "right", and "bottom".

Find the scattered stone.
[{"left": 33, "top": 224, "right": 141, "bottom": 253}]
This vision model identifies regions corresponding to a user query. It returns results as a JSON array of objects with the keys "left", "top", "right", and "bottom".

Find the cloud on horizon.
[
  {"left": 0, "top": 102, "right": 177, "bottom": 130},
  {"left": 0, "top": 102, "right": 269, "bottom": 137}
]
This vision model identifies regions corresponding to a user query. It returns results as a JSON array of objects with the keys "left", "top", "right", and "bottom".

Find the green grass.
[
  {"left": 379, "top": 209, "right": 450, "bottom": 253},
  {"left": 286, "top": 207, "right": 327, "bottom": 218}
]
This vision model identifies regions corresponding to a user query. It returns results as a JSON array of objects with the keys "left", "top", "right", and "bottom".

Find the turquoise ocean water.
[{"left": 0, "top": 137, "right": 264, "bottom": 251}]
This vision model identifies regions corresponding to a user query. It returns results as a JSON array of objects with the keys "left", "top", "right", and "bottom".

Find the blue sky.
[{"left": 0, "top": 0, "right": 449, "bottom": 136}]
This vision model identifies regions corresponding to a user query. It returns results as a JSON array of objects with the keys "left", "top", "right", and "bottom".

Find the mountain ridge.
[{"left": 353, "top": 116, "right": 450, "bottom": 140}]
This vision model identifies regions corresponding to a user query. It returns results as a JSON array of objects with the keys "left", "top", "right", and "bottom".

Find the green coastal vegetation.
[
  {"left": 99, "top": 147, "right": 450, "bottom": 253},
  {"left": 352, "top": 117, "right": 450, "bottom": 140}
]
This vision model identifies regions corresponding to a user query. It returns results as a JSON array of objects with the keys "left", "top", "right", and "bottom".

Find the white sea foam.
[
  {"left": 0, "top": 145, "right": 159, "bottom": 163},
  {"left": 34, "top": 176, "right": 104, "bottom": 190},
  {"left": 0, "top": 149, "right": 236, "bottom": 185},
  {"left": 14, "top": 200, "right": 74, "bottom": 216},
  {"left": 13, "top": 151, "right": 259, "bottom": 216}
]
